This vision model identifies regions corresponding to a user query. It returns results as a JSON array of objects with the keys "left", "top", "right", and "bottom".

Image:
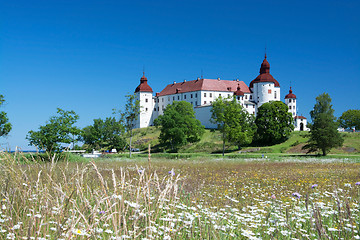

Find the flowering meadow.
[{"left": 0, "top": 153, "right": 360, "bottom": 239}]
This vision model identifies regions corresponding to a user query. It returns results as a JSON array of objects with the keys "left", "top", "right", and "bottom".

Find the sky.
[{"left": 1, "top": 0, "right": 359, "bottom": 151}]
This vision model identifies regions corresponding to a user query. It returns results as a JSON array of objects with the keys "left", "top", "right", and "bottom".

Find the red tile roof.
[
  {"left": 285, "top": 87, "right": 296, "bottom": 99},
  {"left": 158, "top": 79, "right": 250, "bottom": 96},
  {"left": 234, "top": 84, "right": 245, "bottom": 96},
  {"left": 295, "top": 116, "right": 306, "bottom": 119},
  {"left": 135, "top": 74, "right": 153, "bottom": 92},
  {"left": 249, "top": 55, "right": 280, "bottom": 88}
]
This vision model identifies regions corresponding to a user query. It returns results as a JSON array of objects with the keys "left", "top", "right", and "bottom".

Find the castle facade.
[{"left": 134, "top": 55, "right": 308, "bottom": 131}]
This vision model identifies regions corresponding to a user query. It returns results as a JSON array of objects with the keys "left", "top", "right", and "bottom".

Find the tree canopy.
[
  {"left": 154, "top": 101, "right": 204, "bottom": 151},
  {"left": 255, "top": 101, "right": 294, "bottom": 145},
  {"left": 26, "top": 108, "right": 80, "bottom": 152},
  {"left": 303, "top": 93, "right": 343, "bottom": 156},
  {"left": 0, "top": 94, "right": 12, "bottom": 138},
  {"left": 80, "top": 117, "right": 126, "bottom": 152},
  {"left": 211, "top": 96, "right": 256, "bottom": 155},
  {"left": 338, "top": 109, "right": 360, "bottom": 131}
]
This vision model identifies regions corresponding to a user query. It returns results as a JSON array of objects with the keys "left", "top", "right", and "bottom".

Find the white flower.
[{"left": 12, "top": 224, "right": 20, "bottom": 230}]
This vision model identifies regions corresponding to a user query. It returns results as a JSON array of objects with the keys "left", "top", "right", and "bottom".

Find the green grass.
[{"left": 129, "top": 127, "right": 360, "bottom": 156}]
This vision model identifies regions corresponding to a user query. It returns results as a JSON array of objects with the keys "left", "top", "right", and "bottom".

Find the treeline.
[{"left": 1, "top": 93, "right": 359, "bottom": 156}]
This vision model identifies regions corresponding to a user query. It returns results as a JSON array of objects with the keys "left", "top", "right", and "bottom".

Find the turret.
[
  {"left": 249, "top": 54, "right": 280, "bottom": 107},
  {"left": 134, "top": 73, "right": 154, "bottom": 128},
  {"left": 284, "top": 87, "right": 296, "bottom": 117}
]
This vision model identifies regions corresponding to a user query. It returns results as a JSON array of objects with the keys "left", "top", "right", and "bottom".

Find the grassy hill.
[{"left": 129, "top": 127, "right": 360, "bottom": 156}]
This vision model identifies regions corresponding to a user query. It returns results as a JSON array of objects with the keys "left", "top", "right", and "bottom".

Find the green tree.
[
  {"left": 26, "top": 108, "right": 80, "bottom": 152},
  {"left": 255, "top": 101, "right": 294, "bottom": 145},
  {"left": 81, "top": 117, "right": 126, "bottom": 152},
  {"left": 0, "top": 94, "right": 12, "bottom": 137},
  {"left": 211, "top": 96, "right": 256, "bottom": 156},
  {"left": 154, "top": 101, "right": 204, "bottom": 151},
  {"left": 303, "top": 93, "right": 343, "bottom": 156},
  {"left": 120, "top": 94, "right": 140, "bottom": 158},
  {"left": 338, "top": 109, "right": 360, "bottom": 131}
]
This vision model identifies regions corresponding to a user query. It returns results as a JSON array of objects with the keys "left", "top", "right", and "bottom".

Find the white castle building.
[{"left": 134, "top": 55, "right": 308, "bottom": 131}]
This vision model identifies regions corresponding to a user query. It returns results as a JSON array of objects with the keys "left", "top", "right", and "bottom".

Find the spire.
[
  {"left": 264, "top": 46, "right": 267, "bottom": 59},
  {"left": 135, "top": 72, "right": 152, "bottom": 92},
  {"left": 285, "top": 86, "right": 296, "bottom": 99},
  {"left": 259, "top": 55, "right": 270, "bottom": 74},
  {"left": 234, "top": 83, "right": 244, "bottom": 96}
]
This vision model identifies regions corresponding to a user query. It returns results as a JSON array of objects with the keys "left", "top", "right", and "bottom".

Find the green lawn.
[{"left": 129, "top": 127, "right": 360, "bottom": 156}]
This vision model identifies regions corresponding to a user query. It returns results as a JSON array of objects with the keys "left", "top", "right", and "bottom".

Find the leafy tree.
[
  {"left": 303, "top": 93, "right": 343, "bottom": 156},
  {"left": 211, "top": 96, "right": 256, "bottom": 156},
  {"left": 80, "top": 117, "right": 126, "bottom": 152},
  {"left": 120, "top": 94, "right": 140, "bottom": 158},
  {"left": 26, "top": 108, "right": 80, "bottom": 152},
  {"left": 255, "top": 101, "right": 294, "bottom": 145},
  {"left": 338, "top": 109, "right": 360, "bottom": 131},
  {"left": 0, "top": 94, "right": 12, "bottom": 137},
  {"left": 154, "top": 101, "right": 204, "bottom": 151}
]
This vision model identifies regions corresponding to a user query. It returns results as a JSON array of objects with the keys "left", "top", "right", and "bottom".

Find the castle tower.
[
  {"left": 284, "top": 87, "right": 297, "bottom": 117},
  {"left": 249, "top": 54, "right": 281, "bottom": 108},
  {"left": 134, "top": 73, "right": 154, "bottom": 128}
]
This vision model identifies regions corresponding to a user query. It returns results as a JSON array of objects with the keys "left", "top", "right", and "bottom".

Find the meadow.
[{"left": 1, "top": 152, "right": 360, "bottom": 239}]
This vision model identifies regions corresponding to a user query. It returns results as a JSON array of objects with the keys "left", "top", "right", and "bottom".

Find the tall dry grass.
[{"left": 1, "top": 152, "right": 360, "bottom": 239}]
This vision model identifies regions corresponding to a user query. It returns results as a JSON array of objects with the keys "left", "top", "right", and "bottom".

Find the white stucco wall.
[
  {"left": 194, "top": 105, "right": 217, "bottom": 129},
  {"left": 136, "top": 92, "right": 154, "bottom": 128},
  {"left": 285, "top": 98, "right": 297, "bottom": 117}
]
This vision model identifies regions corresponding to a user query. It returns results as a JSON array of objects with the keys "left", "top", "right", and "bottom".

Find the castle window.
[
  {"left": 246, "top": 104, "right": 248, "bottom": 108},
  {"left": 210, "top": 101, "right": 212, "bottom": 103},
  {"left": 245, "top": 95, "right": 248, "bottom": 99},
  {"left": 157, "top": 107, "right": 159, "bottom": 111},
  {"left": 289, "top": 99, "right": 292, "bottom": 103},
  {"left": 250, "top": 95, "right": 252, "bottom": 100},
  {"left": 204, "top": 101, "right": 206, "bottom": 104},
  {"left": 184, "top": 94, "right": 187, "bottom": 99},
  {"left": 154, "top": 108, "right": 156, "bottom": 111},
  {"left": 274, "top": 91, "right": 277, "bottom": 99},
  {"left": 173, "top": 96, "right": 175, "bottom": 101},
  {"left": 191, "top": 102, "right": 193, "bottom": 105},
  {"left": 293, "top": 99, "right": 296, "bottom": 103},
  {"left": 162, "top": 98, "right": 164, "bottom": 102},
  {"left": 145, "top": 108, "right": 148, "bottom": 111},
  {"left": 191, "top": 94, "right": 193, "bottom": 98},
  {"left": 162, "top": 105, "right": 164, "bottom": 110},
  {"left": 268, "top": 89, "right": 272, "bottom": 94},
  {"left": 289, "top": 106, "right": 292, "bottom": 110},
  {"left": 219, "top": 94, "right": 221, "bottom": 97},
  {"left": 242, "top": 97, "right": 244, "bottom": 100},
  {"left": 210, "top": 93, "right": 212, "bottom": 97},
  {"left": 178, "top": 96, "right": 180, "bottom": 100},
  {"left": 195, "top": 93, "right": 198, "bottom": 98},
  {"left": 158, "top": 99, "right": 159, "bottom": 103},
  {"left": 237, "top": 96, "right": 240, "bottom": 100},
  {"left": 145, "top": 98, "right": 148, "bottom": 103},
  {"left": 204, "top": 93, "right": 207, "bottom": 97}
]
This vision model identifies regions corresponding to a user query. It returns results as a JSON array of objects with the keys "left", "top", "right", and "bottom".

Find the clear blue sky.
[{"left": 1, "top": 0, "right": 359, "bottom": 150}]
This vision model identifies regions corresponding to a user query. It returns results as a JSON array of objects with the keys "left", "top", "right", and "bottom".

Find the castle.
[{"left": 134, "top": 55, "right": 308, "bottom": 131}]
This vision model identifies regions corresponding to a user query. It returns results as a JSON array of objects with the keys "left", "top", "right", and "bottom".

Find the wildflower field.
[{"left": 1, "top": 153, "right": 360, "bottom": 239}]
